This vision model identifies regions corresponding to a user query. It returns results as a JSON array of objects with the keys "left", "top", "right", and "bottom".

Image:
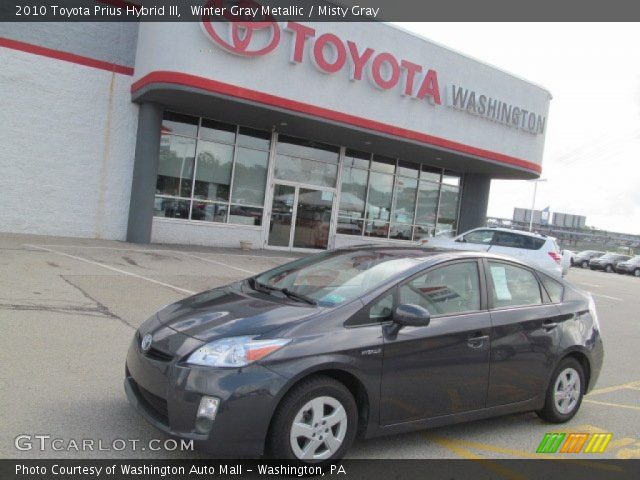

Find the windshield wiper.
[
  {"left": 249, "top": 279, "right": 317, "bottom": 305},
  {"left": 280, "top": 288, "right": 317, "bottom": 305}
]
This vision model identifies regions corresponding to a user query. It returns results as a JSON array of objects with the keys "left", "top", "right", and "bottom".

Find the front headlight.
[{"left": 186, "top": 336, "right": 291, "bottom": 368}]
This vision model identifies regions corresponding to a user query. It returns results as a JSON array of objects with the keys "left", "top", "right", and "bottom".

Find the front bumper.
[
  {"left": 124, "top": 334, "right": 289, "bottom": 457},
  {"left": 589, "top": 263, "right": 606, "bottom": 271}
]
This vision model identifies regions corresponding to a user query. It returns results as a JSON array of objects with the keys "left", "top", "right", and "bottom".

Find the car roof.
[
  {"left": 334, "top": 244, "right": 546, "bottom": 271},
  {"left": 474, "top": 226, "right": 550, "bottom": 239}
]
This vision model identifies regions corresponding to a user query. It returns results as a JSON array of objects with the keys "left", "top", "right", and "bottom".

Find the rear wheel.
[
  {"left": 581, "top": 260, "right": 589, "bottom": 268},
  {"left": 605, "top": 264, "right": 614, "bottom": 273},
  {"left": 268, "top": 376, "right": 357, "bottom": 462},
  {"left": 537, "top": 357, "right": 584, "bottom": 423}
]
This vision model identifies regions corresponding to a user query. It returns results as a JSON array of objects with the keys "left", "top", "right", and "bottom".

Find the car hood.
[{"left": 156, "top": 284, "right": 319, "bottom": 342}]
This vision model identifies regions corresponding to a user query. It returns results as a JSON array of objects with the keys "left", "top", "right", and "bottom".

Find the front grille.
[
  {"left": 132, "top": 378, "right": 169, "bottom": 422},
  {"left": 146, "top": 347, "right": 173, "bottom": 362}
]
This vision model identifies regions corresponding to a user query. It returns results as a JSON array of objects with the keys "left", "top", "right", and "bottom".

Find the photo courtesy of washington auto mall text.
[{"left": 2, "top": 0, "right": 640, "bottom": 479}]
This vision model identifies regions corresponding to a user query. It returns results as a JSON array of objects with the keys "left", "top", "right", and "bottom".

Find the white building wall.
[
  {"left": 0, "top": 49, "right": 138, "bottom": 240},
  {"left": 151, "top": 218, "right": 264, "bottom": 249}
]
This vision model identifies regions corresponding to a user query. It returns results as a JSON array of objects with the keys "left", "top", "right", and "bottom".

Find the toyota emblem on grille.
[{"left": 141, "top": 334, "right": 153, "bottom": 352}]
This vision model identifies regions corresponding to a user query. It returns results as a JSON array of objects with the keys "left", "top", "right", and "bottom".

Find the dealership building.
[{"left": 0, "top": 20, "right": 551, "bottom": 251}]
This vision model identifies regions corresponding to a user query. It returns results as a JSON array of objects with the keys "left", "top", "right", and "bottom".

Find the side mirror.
[
  {"left": 392, "top": 304, "right": 431, "bottom": 328},
  {"left": 455, "top": 236, "right": 465, "bottom": 243}
]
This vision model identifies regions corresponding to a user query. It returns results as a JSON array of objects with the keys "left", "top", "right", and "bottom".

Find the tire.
[
  {"left": 537, "top": 357, "right": 585, "bottom": 423},
  {"left": 605, "top": 264, "right": 613, "bottom": 273},
  {"left": 634, "top": 269, "right": 640, "bottom": 277},
  {"left": 268, "top": 375, "right": 358, "bottom": 462},
  {"left": 581, "top": 260, "right": 589, "bottom": 269}
]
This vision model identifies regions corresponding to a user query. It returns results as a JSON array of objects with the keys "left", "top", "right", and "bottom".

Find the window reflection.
[{"left": 156, "top": 135, "right": 196, "bottom": 198}]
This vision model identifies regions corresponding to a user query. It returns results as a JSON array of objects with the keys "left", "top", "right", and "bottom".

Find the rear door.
[
  {"left": 484, "top": 259, "right": 561, "bottom": 406},
  {"left": 380, "top": 260, "right": 491, "bottom": 424}
]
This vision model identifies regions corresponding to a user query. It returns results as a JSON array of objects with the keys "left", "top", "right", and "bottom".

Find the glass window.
[
  {"left": 228, "top": 205, "right": 263, "bottom": 226},
  {"left": 399, "top": 262, "right": 480, "bottom": 316},
  {"left": 540, "top": 274, "right": 564, "bottom": 303},
  {"left": 415, "top": 180, "right": 439, "bottom": 230},
  {"left": 237, "top": 127, "right": 270, "bottom": 150},
  {"left": 369, "top": 292, "right": 394, "bottom": 321},
  {"left": 462, "top": 229, "right": 495, "bottom": 245},
  {"left": 492, "top": 231, "right": 524, "bottom": 248},
  {"left": 193, "top": 141, "right": 234, "bottom": 202},
  {"left": 390, "top": 223, "right": 413, "bottom": 240},
  {"left": 437, "top": 183, "right": 460, "bottom": 234},
  {"left": 344, "top": 149, "right": 370, "bottom": 169},
  {"left": 488, "top": 262, "right": 542, "bottom": 308},
  {"left": 366, "top": 171, "right": 393, "bottom": 222},
  {"left": 392, "top": 176, "right": 417, "bottom": 225},
  {"left": 365, "top": 220, "right": 390, "bottom": 238},
  {"left": 371, "top": 155, "right": 396, "bottom": 174},
  {"left": 200, "top": 119, "right": 236, "bottom": 144},
  {"left": 154, "top": 197, "right": 190, "bottom": 219},
  {"left": 191, "top": 201, "right": 227, "bottom": 223},
  {"left": 397, "top": 161, "right": 419, "bottom": 178},
  {"left": 421, "top": 165, "right": 442, "bottom": 183},
  {"left": 274, "top": 155, "right": 338, "bottom": 188},
  {"left": 231, "top": 148, "right": 268, "bottom": 206},
  {"left": 156, "top": 134, "right": 196, "bottom": 198},
  {"left": 442, "top": 171, "right": 461, "bottom": 186},
  {"left": 276, "top": 135, "right": 340, "bottom": 163},
  {"left": 162, "top": 112, "right": 198, "bottom": 137},
  {"left": 337, "top": 167, "right": 368, "bottom": 235}
]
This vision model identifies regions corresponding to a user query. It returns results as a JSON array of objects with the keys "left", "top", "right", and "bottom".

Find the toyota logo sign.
[
  {"left": 201, "top": 0, "right": 280, "bottom": 57},
  {"left": 141, "top": 333, "right": 153, "bottom": 352}
]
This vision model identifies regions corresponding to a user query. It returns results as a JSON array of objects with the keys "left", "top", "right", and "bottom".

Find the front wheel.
[
  {"left": 268, "top": 376, "right": 358, "bottom": 462},
  {"left": 605, "top": 264, "right": 614, "bottom": 273},
  {"left": 537, "top": 358, "right": 585, "bottom": 423},
  {"left": 634, "top": 268, "right": 640, "bottom": 277},
  {"left": 581, "top": 260, "right": 589, "bottom": 268}
]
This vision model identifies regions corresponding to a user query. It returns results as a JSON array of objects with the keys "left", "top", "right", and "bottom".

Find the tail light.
[{"left": 548, "top": 251, "right": 562, "bottom": 264}]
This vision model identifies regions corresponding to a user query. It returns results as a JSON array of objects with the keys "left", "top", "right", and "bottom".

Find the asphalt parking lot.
[{"left": 1, "top": 233, "right": 639, "bottom": 461}]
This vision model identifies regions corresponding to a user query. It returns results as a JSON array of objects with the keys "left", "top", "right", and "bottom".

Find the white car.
[{"left": 420, "top": 227, "right": 568, "bottom": 277}]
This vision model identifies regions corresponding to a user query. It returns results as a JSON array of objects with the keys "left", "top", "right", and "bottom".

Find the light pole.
[{"left": 528, "top": 178, "right": 547, "bottom": 232}]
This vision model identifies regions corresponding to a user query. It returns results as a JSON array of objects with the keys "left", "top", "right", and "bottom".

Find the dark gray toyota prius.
[{"left": 125, "top": 247, "right": 603, "bottom": 461}]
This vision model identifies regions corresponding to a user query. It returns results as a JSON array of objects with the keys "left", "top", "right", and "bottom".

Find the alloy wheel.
[
  {"left": 553, "top": 367, "right": 581, "bottom": 415},
  {"left": 289, "top": 396, "right": 348, "bottom": 460},
  {"left": 635, "top": 269, "right": 640, "bottom": 277}
]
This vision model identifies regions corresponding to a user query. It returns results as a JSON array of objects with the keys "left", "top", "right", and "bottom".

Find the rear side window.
[
  {"left": 539, "top": 274, "right": 564, "bottom": 303},
  {"left": 488, "top": 262, "right": 542, "bottom": 309},
  {"left": 492, "top": 231, "right": 545, "bottom": 250},
  {"left": 523, "top": 236, "right": 546, "bottom": 250}
]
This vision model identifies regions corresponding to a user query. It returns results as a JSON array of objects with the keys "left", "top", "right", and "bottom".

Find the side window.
[
  {"left": 539, "top": 274, "right": 564, "bottom": 303},
  {"left": 462, "top": 230, "right": 494, "bottom": 245},
  {"left": 493, "top": 231, "right": 522, "bottom": 248},
  {"left": 488, "top": 262, "right": 542, "bottom": 309},
  {"left": 398, "top": 262, "right": 481, "bottom": 316},
  {"left": 369, "top": 292, "right": 394, "bottom": 321}
]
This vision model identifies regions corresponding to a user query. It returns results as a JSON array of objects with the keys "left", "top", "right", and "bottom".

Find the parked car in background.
[
  {"left": 573, "top": 250, "right": 605, "bottom": 269},
  {"left": 615, "top": 256, "right": 640, "bottom": 277},
  {"left": 589, "top": 253, "right": 631, "bottom": 273},
  {"left": 420, "top": 227, "right": 567, "bottom": 277},
  {"left": 125, "top": 247, "right": 603, "bottom": 462}
]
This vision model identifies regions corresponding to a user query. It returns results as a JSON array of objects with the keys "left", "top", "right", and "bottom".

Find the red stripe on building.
[
  {"left": 131, "top": 71, "right": 541, "bottom": 174},
  {"left": 0, "top": 37, "right": 134, "bottom": 76}
]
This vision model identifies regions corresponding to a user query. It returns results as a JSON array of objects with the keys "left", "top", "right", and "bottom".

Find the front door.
[
  {"left": 267, "top": 183, "right": 335, "bottom": 250},
  {"left": 380, "top": 260, "right": 491, "bottom": 424}
]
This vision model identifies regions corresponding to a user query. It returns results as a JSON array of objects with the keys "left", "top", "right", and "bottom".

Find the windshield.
[
  {"left": 254, "top": 249, "right": 426, "bottom": 307},
  {"left": 598, "top": 253, "right": 617, "bottom": 260}
]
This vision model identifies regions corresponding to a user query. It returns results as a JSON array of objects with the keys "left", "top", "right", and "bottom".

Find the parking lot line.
[
  {"left": 583, "top": 399, "right": 640, "bottom": 411},
  {"left": 26, "top": 244, "right": 196, "bottom": 295},
  {"left": 589, "top": 293, "right": 623, "bottom": 302},
  {"left": 588, "top": 380, "right": 640, "bottom": 396},
  {"left": 181, "top": 252, "right": 258, "bottom": 275}
]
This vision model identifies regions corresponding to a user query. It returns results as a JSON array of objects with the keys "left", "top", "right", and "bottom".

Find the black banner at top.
[{"left": 2, "top": 0, "right": 640, "bottom": 22}]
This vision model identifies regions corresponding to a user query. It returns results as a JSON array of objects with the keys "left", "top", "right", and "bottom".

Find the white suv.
[{"left": 420, "top": 227, "right": 567, "bottom": 277}]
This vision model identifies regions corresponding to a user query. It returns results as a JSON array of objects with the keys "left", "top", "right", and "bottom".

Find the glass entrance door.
[{"left": 267, "top": 183, "right": 334, "bottom": 250}]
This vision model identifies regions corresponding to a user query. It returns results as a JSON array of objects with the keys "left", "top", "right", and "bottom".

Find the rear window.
[{"left": 539, "top": 274, "right": 564, "bottom": 303}]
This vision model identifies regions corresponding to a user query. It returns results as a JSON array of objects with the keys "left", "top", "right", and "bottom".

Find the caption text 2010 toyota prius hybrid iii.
[{"left": 125, "top": 247, "right": 603, "bottom": 462}]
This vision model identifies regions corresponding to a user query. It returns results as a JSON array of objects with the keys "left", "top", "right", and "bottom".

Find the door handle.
[
  {"left": 543, "top": 321, "right": 558, "bottom": 331},
  {"left": 467, "top": 333, "right": 489, "bottom": 349}
]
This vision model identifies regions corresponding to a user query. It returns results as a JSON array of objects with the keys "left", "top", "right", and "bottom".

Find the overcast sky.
[{"left": 397, "top": 23, "right": 640, "bottom": 235}]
